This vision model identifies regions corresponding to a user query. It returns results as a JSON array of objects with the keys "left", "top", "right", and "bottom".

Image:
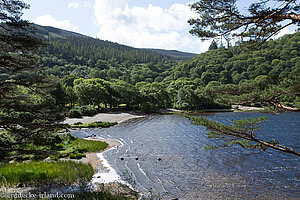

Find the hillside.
[
  {"left": 1, "top": 23, "right": 299, "bottom": 112},
  {"left": 163, "top": 32, "right": 300, "bottom": 85},
  {"left": 142, "top": 48, "right": 198, "bottom": 61}
]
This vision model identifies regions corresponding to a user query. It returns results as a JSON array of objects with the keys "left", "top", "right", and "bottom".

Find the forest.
[
  {"left": 1, "top": 0, "right": 299, "bottom": 198},
  {"left": 17, "top": 27, "right": 299, "bottom": 114}
]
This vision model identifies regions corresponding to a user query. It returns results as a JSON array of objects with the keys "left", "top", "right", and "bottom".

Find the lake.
[{"left": 71, "top": 112, "right": 300, "bottom": 199}]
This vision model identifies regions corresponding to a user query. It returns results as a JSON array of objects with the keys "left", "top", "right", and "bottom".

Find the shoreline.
[
  {"left": 61, "top": 111, "right": 146, "bottom": 125},
  {"left": 80, "top": 137, "right": 139, "bottom": 197},
  {"left": 79, "top": 137, "right": 123, "bottom": 183},
  {"left": 60, "top": 107, "right": 264, "bottom": 128}
]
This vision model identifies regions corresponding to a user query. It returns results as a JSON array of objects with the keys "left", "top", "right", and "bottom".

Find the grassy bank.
[
  {"left": 71, "top": 121, "right": 118, "bottom": 128},
  {"left": 0, "top": 160, "right": 93, "bottom": 187},
  {"left": 50, "top": 134, "right": 109, "bottom": 160}
]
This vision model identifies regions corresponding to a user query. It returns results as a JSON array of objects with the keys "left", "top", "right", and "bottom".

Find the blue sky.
[{"left": 22, "top": 0, "right": 297, "bottom": 53}]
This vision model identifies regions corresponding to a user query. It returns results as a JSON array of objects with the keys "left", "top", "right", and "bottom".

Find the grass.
[
  {"left": 0, "top": 160, "right": 93, "bottom": 187},
  {"left": 76, "top": 138, "right": 108, "bottom": 152},
  {"left": 71, "top": 121, "right": 118, "bottom": 128},
  {"left": 51, "top": 138, "right": 109, "bottom": 160}
]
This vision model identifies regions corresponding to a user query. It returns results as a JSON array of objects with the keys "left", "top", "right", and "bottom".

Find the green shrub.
[
  {"left": 78, "top": 105, "right": 98, "bottom": 116},
  {"left": 55, "top": 113, "right": 65, "bottom": 120},
  {"left": 68, "top": 109, "right": 82, "bottom": 118},
  {"left": 73, "top": 121, "right": 83, "bottom": 125}
]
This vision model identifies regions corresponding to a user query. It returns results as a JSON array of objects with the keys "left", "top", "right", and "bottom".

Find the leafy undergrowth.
[
  {"left": 0, "top": 160, "right": 93, "bottom": 187},
  {"left": 71, "top": 121, "right": 118, "bottom": 128}
]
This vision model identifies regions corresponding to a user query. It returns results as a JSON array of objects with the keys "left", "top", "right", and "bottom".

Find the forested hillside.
[
  {"left": 164, "top": 32, "right": 299, "bottom": 85},
  {"left": 142, "top": 48, "right": 198, "bottom": 61},
  {"left": 1, "top": 24, "right": 298, "bottom": 113},
  {"left": 31, "top": 25, "right": 176, "bottom": 84}
]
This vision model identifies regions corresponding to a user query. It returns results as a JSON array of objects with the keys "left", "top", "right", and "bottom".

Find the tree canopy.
[{"left": 188, "top": 0, "right": 300, "bottom": 45}]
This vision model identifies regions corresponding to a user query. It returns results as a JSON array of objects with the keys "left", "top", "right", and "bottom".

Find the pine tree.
[
  {"left": 0, "top": 0, "right": 65, "bottom": 160},
  {"left": 208, "top": 40, "right": 218, "bottom": 51}
]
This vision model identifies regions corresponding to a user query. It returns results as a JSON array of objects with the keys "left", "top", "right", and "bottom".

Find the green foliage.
[
  {"left": 68, "top": 109, "right": 82, "bottom": 118},
  {"left": 0, "top": 161, "right": 93, "bottom": 187},
  {"left": 190, "top": 115, "right": 300, "bottom": 156},
  {"left": 78, "top": 105, "right": 98, "bottom": 116},
  {"left": 208, "top": 40, "right": 218, "bottom": 51},
  {"left": 169, "top": 33, "right": 300, "bottom": 86},
  {"left": 0, "top": 0, "right": 68, "bottom": 160},
  {"left": 190, "top": 116, "right": 268, "bottom": 149}
]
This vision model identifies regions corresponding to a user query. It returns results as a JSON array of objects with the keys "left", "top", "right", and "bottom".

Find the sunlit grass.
[
  {"left": 0, "top": 160, "right": 93, "bottom": 187},
  {"left": 76, "top": 138, "right": 108, "bottom": 152}
]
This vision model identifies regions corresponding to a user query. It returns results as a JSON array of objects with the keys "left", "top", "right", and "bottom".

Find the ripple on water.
[{"left": 72, "top": 113, "right": 300, "bottom": 199}]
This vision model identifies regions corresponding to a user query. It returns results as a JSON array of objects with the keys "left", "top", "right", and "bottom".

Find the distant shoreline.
[{"left": 60, "top": 107, "right": 264, "bottom": 127}]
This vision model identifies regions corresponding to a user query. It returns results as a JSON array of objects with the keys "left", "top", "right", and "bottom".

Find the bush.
[
  {"left": 55, "top": 113, "right": 65, "bottom": 120},
  {"left": 140, "top": 102, "right": 155, "bottom": 113},
  {"left": 78, "top": 105, "right": 98, "bottom": 116},
  {"left": 69, "top": 109, "right": 82, "bottom": 118}
]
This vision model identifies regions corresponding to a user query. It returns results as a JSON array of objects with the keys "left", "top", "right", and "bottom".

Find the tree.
[
  {"left": 190, "top": 116, "right": 300, "bottom": 156},
  {"left": 74, "top": 78, "right": 111, "bottom": 108},
  {"left": 0, "top": 0, "right": 65, "bottom": 160},
  {"left": 187, "top": 0, "right": 300, "bottom": 157},
  {"left": 208, "top": 40, "right": 218, "bottom": 50},
  {"left": 188, "top": 0, "right": 300, "bottom": 45},
  {"left": 65, "top": 86, "right": 77, "bottom": 108}
]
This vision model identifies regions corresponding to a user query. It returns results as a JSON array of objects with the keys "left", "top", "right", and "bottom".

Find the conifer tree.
[{"left": 0, "top": 0, "right": 65, "bottom": 160}]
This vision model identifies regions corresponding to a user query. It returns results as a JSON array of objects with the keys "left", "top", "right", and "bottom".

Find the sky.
[{"left": 22, "top": 0, "right": 297, "bottom": 54}]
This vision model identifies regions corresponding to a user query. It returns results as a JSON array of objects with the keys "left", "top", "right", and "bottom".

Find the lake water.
[{"left": 71, "top": 112, "right": 300, "bottom": 199}]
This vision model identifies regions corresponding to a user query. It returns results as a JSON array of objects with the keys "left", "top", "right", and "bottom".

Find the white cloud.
[
  {"left": 272, "top": 27, "right": 294, "bottom": 39},
  {"left": 33, "top": 14, "right": 78, "bottom": 32},
  {"left": 93, "top": 0, "right": 207, "bottom": 53},
  {"left": 68, "top": 2, "right": 79, "bottom": 9}
]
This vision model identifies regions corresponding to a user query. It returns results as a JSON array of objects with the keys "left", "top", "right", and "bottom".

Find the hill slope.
[
  {"left": 142, "top": 48, "right": 198, "bottom": 61},
  {"left": 34, "top": 24, "right": 196, "bottom": 61},
  {"left": 163, "top": 32, "right": 300, "bottom": 85}
]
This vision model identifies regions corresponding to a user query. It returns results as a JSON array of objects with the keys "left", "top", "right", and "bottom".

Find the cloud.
[
  {"left": 93, "top": 0, "right": 207, "bottom": 53},
  {"left": 68, "top": 2, "right": 79, "bottom": 9},
  {"left": 33, "top": 14, "right": 78, "bottom": 32},
  {"left": 272, "top": 26, "right": 294, "bottom": 39}
]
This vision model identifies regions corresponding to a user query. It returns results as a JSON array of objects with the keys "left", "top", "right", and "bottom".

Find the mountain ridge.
[{"left": 33, "top": 24, "right": 197, "bottom": 61}]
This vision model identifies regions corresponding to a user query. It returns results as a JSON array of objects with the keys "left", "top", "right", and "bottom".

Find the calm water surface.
[{"left": 72, "top": 112, "right": 300, "bottom": 199}]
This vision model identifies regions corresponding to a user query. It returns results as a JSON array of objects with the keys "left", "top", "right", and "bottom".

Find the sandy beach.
[
  {"left": 61, "top": 111, "right": 146, "bottom": 125},
  {"left": 234, "top": 105, "right": 264, "bottom": 111},
  {"left": 80, "top": 137, "right": 122, "bottom": 168}
]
